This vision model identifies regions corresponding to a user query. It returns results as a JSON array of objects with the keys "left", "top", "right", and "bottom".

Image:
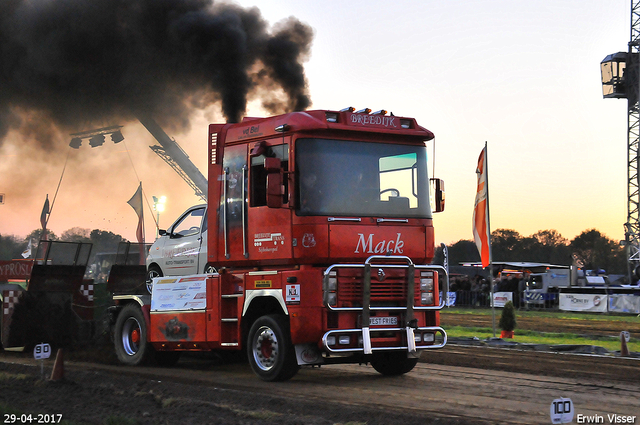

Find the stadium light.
[{"left": 69, "top": 125, "right": 124, "bottom": 149}]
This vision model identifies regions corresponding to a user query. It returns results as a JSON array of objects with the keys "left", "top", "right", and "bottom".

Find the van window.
[{"left": 172, "top": 207, "right": 205, "bottom": 237}]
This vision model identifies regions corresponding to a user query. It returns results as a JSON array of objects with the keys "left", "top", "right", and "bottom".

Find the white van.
[{"left": 145, "top": 205, "right": 213, "bottom": 293}]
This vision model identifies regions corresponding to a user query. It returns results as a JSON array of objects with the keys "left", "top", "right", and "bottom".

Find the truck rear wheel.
[
  {"left": 370, "top": 351, "right": 418, "bottom": 376},
  {"left": 114, "top": 304, "right": 150, "bottom": 365},
  {"left": 247, "top": 315, "right": 299, "bottom": 382}
]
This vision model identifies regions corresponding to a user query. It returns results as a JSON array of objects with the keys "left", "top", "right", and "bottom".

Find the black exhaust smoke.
[{"left": 0, "top": 0, "right": 313, "bottom": 148}]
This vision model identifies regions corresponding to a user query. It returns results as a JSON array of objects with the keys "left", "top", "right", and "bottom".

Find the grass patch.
[
  {"left": 442, "top": 307, "right": 640, "bottom": 323},
  {"left": 0, "top": 372, "right": 29, "bottom": 381},
  {"left": 161, "top": 397, "right": 180, "bottom": 408},
  {"left": 446, "top": 325, "right": 640, "bottom": 352}
]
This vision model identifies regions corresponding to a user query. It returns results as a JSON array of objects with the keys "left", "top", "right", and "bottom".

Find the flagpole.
[{"left": 484, "top": 141, "right": 496, "bottom": 337}]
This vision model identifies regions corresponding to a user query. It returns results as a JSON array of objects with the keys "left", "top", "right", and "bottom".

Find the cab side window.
[{"left": 250, "top": 143, "right": 289, "bottom": 207}]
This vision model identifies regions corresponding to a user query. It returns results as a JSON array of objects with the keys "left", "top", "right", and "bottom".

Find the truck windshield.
[{"left": 296, "top": 138, "right": 432, "bottom": 218}]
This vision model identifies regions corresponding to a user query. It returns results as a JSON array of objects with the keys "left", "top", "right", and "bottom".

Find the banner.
[
  {"left": 151, "top": 275, "right": 208, "bottom": 311},
  {"left": 0, "top": 260, "right": 33, "bottom": 281},
  {"left": 608, "top": 295, "right": 640, "bottom": 314},
  {"left": 491, "top": 291, "right": 513, "bottom": 308},
  {"left": 559, "top": 293, "right": 608, "bottom": 312},
  {"left": 472, "top": 146, "right": 491, "bottom": 267},
  {"left": 440, "top": 291, "right": 457, "bottom": 307}
]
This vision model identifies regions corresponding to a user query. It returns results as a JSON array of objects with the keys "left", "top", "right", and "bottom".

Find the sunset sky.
[{"left": 0, "top": 0, "right": 631, "bottom": 248}]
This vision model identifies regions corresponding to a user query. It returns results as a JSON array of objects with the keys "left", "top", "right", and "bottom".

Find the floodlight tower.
[{"left": 601, "top": 1, "right": 640, "bottom": 281}]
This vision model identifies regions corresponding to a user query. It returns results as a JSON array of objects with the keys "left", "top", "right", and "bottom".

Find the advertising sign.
[
  {"left": 151, "top": 275, "right": 208, "bottom": 312},
  {"left": 491, "top": 292, "right": 513, "bottom": 308},
  {"left": 445, "top": 292, "right": 456, "bottom": 307},
  {"left": 0, "top": 259, "right": 33, "bottom": 281},
  {"left": 559, "top": 294, "right": 608, "bottom": 312},
  {"left": 608, "top": 295, "right": 640, "bottom": 314}
]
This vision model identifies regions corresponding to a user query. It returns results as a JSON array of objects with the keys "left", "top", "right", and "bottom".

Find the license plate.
[{"left": 369, "top": 317, "right": 398, "bottom": 326}]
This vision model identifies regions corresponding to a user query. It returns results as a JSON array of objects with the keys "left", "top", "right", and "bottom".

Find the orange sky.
[{"left": 0, "top": 1, "right": 631, "bottom": 249}]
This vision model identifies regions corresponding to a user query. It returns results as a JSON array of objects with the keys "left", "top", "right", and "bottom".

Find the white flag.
[{"left": 21, "top": 239, "right": 32, "bottom": 259}]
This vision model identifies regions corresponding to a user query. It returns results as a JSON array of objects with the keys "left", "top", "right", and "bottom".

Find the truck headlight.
[
  {"left": 420, "top": 278, "right": 434, "bottom": 292},
  {"left": 421, "top": 292, "right": 434, "bottom": 305}
]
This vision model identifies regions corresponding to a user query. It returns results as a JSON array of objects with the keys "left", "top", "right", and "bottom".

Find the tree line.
[
  {"left": 0, "top": 227, "right": 127, "bottom": 262},
  {"left": 437, "top": 228, "right": 628, "bottom": 275},
  {"left": 1, "top": 226, "right": 628, "bottom": 276}
]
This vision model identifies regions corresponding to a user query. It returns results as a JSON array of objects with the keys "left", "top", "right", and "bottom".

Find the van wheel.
[
  {"left": 204, "top": 264, "right": 217, "bottom": 274},
  {"left": 370, "top": 351, "right": 418, "bottom": 376},
  {"left": 114, "top": 304, "right": 150, "bottom": 365},
  {"left": 247, "top": 315, "right": 299, "bottom": 382},
  {"left": 146, "top": 265, "right": 162, "bottom": 294}
]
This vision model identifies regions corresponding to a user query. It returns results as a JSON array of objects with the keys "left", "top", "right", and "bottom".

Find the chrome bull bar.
[
  {"left": 322, "top": 326, "right": 447, "bottom": 354},
  {"left": 322, "top": 256, "right": 449, "bottom": 355}
]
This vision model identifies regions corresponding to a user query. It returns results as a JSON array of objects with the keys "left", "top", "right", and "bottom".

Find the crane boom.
[{"left": 138, "top": 116, "right": 208, "bottom": 201}]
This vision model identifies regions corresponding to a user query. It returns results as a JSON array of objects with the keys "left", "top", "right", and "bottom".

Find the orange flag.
[{"left": 472, "top": 145, "right": 491, "bottom": 267}]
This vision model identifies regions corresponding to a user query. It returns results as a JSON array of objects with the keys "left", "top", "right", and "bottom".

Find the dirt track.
[
  {"left": 0, "top": 343, "right": 638, "bottom": 425},
  {"left": 0, "top": 311, "right": 638, "bottom": 424}
]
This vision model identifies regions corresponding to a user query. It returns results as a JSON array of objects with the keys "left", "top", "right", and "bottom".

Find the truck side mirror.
[
  {"left": 265, "top": 157, "right": 284, "bottom": 208},
  {"left": 430, "top": 178, "right": 445, "bottom": 213}
]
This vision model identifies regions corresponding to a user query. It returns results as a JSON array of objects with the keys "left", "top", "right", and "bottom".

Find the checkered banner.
[{"left": 2, "top": 289, "right": 24, "bottom": 348}]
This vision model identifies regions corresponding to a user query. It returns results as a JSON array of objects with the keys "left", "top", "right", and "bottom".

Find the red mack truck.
[{"left": 110, "top": 107, "right": 447, "bottom": 381}]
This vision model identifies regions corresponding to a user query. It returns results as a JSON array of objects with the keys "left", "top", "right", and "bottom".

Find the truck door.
[
  {"left": 220, "top": 144, "right": 248, "bottom": 261},
  {"left": 162, "top": 206, "right": 206, "bottom": 276},
  {"left": 247, "top": 140, "right": 292, "bottom": 261},
  {"left": 220, "top": 140, "right": 292, "bottom": 262}
]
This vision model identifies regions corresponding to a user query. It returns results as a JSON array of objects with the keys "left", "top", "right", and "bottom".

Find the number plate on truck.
[{"left": 369, "top": 317, "right": 398, "bottom": 326}]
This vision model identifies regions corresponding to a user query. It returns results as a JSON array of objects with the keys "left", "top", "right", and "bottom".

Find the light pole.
[
  {"left": 152, "top": 195, "right": 166, "bottom": 239},
  {"left": 600, "top": 1, "right": 640, "bottom": 282}
]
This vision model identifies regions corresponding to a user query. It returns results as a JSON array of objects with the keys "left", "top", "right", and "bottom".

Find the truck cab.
[{"left": 115, "top": 108, "right": 447, "bottom": 381}]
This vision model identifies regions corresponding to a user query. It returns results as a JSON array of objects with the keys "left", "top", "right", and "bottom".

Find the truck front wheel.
[
  {"left": 247, "top": 315, "right": 299, "bottom": 382},
  {"left": 114, "top": 304, "right": 150, "bottom": 365},
  {"left": 370, "top": 351, "right": 418, "bottom": 376}
]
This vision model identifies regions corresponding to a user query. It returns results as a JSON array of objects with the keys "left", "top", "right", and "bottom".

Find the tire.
[
  {"left": 370, "top": 351, "right": 418, "bottom": 376},
  {"left": 204, "top": 264, "right": 217, "bottom": 274},
  {"left": 114, "top": 304, "right": 151, "bottom": 365},
  {"left": 146, "top": 265, "right": 163, "bottom": 295},
  {"left": 154, "top": 350, "right": 181, "bottom": 367},
  {"left": 247, "top": 315, "right": 299, "bottom": 382}
]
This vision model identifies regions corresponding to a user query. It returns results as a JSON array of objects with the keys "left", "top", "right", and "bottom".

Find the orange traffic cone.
[
  {"left": 620, "top": 331, "right": 630, "bottom": 357},
  {"left": 49, "top": 348, "right": 64, "bottom": 381}
]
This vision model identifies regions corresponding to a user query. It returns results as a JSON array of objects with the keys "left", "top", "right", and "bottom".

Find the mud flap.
[{"left": 295, "top": 343, "right": 324, "bottom": 365}]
